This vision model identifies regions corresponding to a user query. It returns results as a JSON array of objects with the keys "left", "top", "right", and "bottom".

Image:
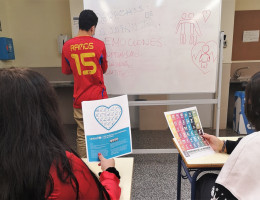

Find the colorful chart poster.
[
  {"left": 164, "top": 107, "right": 214, "bottom": 159},
  {"left": 82, "top": 95, "right": 132, "bottom": 162}
]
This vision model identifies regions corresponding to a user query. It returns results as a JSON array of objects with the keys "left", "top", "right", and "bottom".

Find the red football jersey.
[{"left": 62, "top": 36, "right": 108, "bottom": 108}]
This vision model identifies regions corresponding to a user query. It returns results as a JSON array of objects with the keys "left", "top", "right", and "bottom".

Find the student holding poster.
[
  {"left": 62, "top": 10, "right": 108, "bottom": 158},
  {"left": 196, "top": 72, "right": 260, "bottom": 200},
  {"left": 0, "top": 68, "right": 121, "bottom": 200}
]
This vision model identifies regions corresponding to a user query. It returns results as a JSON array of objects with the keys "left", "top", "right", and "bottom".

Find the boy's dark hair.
[
  {"left": 79, "top": 9, "right": 98, "bottom": 31},
  {"left": 245, "top": 71, "right": 260, "bottom": 131}
]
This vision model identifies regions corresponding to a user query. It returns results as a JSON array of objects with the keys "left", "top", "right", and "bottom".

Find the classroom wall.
[
  {"left": 0, "top": 0, "right": 12, "bottom": 68},
  {"left": 0, "top": 0, "right": 72, "bottom": 68},
  {"left": 0, "top": 0, "right": 75, "bottom": 124},
  {"left": 236, "top": 0, "right": 260, "bottom": 10},
  {"left": 0, "top": 1, "right": 9, "bottom": 37},
  {"left": 231, "top": 0, "right": 260, "bottom": 87},
  {"left": 223, "top": 0, "right": 260, "bottom": 129},
  {"left": 219, "top": 0, "right": 260, "bottom": 129}
]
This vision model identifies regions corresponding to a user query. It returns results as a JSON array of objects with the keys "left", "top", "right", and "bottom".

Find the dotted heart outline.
[{"left": 94, "top": 104, "right": 123, "bottom": 130}]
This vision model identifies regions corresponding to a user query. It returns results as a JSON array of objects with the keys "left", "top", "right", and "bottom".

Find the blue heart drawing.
[{"left": 94, "top": 104, "right": 123, "bottom": 130}]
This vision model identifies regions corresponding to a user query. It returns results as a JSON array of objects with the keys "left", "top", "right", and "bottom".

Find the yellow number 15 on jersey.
[{"left": 71, "top": 53, "right": 97, "bottom": 75}]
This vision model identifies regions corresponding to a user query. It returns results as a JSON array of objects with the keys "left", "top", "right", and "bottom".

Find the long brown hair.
[{"left": 0, "top": 68, "right": 109, "bottom": 200}]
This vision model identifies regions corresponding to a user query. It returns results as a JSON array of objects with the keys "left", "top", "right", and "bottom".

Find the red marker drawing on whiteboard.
[{"left": 176, "top": 12, "right": 201, "bottom": 45}]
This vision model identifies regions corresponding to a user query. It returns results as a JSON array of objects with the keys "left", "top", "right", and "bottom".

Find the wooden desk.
[
  {"left": 175, "top": 136, "right": 240, "bottom": 200},
  {"left": 82, "top": 157, "right": 134, "bottom": 200}
]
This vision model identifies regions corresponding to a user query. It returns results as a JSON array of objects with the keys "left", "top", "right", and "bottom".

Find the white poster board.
[
  {"left": 82, "top": 95, "right": 132, "bottom": 162},
  {"left": 83, "top": 0, "right": 222, "bottom": 94}
]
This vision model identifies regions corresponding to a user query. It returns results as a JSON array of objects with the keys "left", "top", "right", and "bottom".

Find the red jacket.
[{"left": 46, "top": 151, "right": 121, "bottom": 200}]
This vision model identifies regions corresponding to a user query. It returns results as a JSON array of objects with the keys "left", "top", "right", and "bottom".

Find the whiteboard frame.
[{"left": 128, "top": 32, "right": 224, "bottom": 154}]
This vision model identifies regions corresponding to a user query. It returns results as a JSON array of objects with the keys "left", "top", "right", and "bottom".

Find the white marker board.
[{"left": 83, "top": 0, "right": 222, "bottom": 94}]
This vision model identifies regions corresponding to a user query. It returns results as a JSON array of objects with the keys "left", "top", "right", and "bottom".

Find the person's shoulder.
[
  {"left": 65, "top": 151, "right": 87, "bottom": 169},
  {"left": 236, "top": 131, "right": 260, "bottom": 154},
  {"left": 245, "top": 131, "right": 260, "bottom": 143},
  {"left": 242, "top": 131, "right": 260, "bottom": 142}
]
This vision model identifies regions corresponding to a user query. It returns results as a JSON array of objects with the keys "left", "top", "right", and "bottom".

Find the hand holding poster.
[
  {"left": 82, "top": 95, "right": 132, "bottom": 162},
  {"left": 164, "top": 106, "right": 214, "bottom": 159}
]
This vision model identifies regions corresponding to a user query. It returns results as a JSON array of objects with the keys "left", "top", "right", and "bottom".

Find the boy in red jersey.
[{"left": 62, "top": 10, "right": 108, "bottom": 158}]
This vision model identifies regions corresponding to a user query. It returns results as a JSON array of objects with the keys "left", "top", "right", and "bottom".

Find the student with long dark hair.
[{"left": 0, "top": 68, "right": 121, "bottom": 200}]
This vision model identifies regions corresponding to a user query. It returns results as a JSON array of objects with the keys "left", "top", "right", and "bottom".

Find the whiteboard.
[{"left": 83, "top": 0, "right": 222, "bottom": 94}]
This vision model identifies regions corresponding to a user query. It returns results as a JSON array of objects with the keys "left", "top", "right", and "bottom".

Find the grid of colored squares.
[{"left": 167, "top": 109, "right": 209, "bottom": 152}]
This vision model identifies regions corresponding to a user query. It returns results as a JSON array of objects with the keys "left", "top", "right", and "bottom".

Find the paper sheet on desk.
[
  {"left": 165, "top": 107, "right": 214, "bottom": 160},
  {"left": 82, "top": 95, "right": 132, "bottom": 162}
]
